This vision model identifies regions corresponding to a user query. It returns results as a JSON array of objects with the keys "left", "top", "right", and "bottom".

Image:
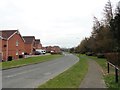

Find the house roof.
[
  {"left": 23, "top": 36, "right": 35, "bottom": 44},
  {"left": 54, "top": 46, "right": 60, "bottom": 48},
  {"left": 0, "top": 30, "right": 25, "bottom": 42},
  {"left": 35, "top": 39, "right": 41, "bottom": 44},
  {"left": 0, "top": 30, "right": 17, "bottom": 39}
]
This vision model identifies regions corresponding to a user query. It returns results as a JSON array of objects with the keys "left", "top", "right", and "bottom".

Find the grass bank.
[
  {"left": 87, "top": 56, "right": 120, "bottom": 89},
  {"left": 2, "top": 55, "right": 62, "bottom": 69},
  {"left": 38, "top": 54, "right": 88, "bottom": 88},
  {"left": 0, "top": 63, "right": 1, "bottom": 69}
]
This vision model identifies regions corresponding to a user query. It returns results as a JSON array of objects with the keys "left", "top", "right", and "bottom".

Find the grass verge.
[
  {"left": 0, "top": 63, "right": 1, "bottom": 69},
  {"left": 87, "top": 56, "right": 120, "bottom": 89},
  {"left": 2, "top": 55, "right": 62, "bottom": 70},
  {"left": 38, "top": 54, "right": 88, "bottom": 88}
]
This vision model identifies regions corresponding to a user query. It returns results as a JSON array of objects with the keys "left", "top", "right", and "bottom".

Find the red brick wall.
[
  {"left": 8, "top": 33, "right": 25, "bottom": 60},
  {"left": 24, "top": 39, "right": 36, "bottom": 55},
  {"left": 55, "top": 47, "right": 61, "bottom": 53},
  {"left": 0, "top": 39, "right": 2, "bottom": 52},
  {"left": 2, "top": 39, "right": 7, "bottom": 60},
  {"left": 0, "top": 39, "right": 2, "bottom": 61},
  {"left": 46, "top": 46, "right": 61, "bottom": 54},
  {"left": 24, "top": 44, "right": 33, "bottom": 54},
  {"left": 0, "top": 40, "right": 1, "bottom": 47},
  {"left": 35, "top": 43, "right": 42, "bottom": 49},
  {"left": 2, "top": 33, "right": 25, "bottom": 61}
]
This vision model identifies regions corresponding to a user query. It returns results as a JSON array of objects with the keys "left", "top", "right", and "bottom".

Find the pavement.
[
  {"left": 2, "top": 53, "right": 79, "bottom": 88},
  {"left": 80, "top": 58, "right": 106, "bottom": 88}
]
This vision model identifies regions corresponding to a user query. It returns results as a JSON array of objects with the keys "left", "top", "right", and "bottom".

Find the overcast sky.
[{"left": 0, "top": 0, "right": 119, "bottom": 48}]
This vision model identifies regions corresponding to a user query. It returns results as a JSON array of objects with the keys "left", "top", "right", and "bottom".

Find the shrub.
[
  {"left": 86, "top": 52, "right": 93, "bottom": 56},
  {"left": 105, "top": 53, "right": 120, "bottom": 68},
  {"left": 97, "top": 53, "right": 105, "bottom": 58},
  {"left": 19, "top": 55, "right": 24, "bottom": 58},
  {"left": 7, "top": 56, "right": 12, "bottom": 61}
]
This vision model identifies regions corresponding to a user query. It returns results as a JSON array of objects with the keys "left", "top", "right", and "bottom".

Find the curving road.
[{"left": 2, "top": 53, "right": 79, "bottom": 88}]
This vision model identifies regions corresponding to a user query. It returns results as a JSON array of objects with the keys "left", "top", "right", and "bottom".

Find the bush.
[
  {"left": 7, "top": 56, "right": 12, "bottom": 61},
  {"left": 24, "top": 52, "right": 29, "bottom": 55},
  {"left": 86, "top": 52, "right": 93, "bottom": 56},
  {"left": 97, "top": 53, "right": 105, "bottom": 58},
  {"left": 105, "top": 53, "right": 120, "bottom": 67},
  {"left": 19, "top": 55, "right": 24, "bottom": 58}
]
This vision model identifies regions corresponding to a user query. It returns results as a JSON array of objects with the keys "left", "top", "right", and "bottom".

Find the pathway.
[{"left": 80, "top": 58, "right": 106, "bottom": 88}]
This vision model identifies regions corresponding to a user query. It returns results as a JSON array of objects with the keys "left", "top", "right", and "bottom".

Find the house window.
[
  {"left": 16, "top": 50, "right": 18, "bottom": 55},
  {"left": 16, "top": 40, "right": 19, "bottom": 46},
  {"left": 22, "top": 52, "right": 24, "bottom": 55}
]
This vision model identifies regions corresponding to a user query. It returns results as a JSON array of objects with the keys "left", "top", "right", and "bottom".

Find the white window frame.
[
  {"left": 16, "top": 40, "right": 19, "bottom": 46},
  {"left": 16, "top": 50, "right": 18, "bottom": 55}
]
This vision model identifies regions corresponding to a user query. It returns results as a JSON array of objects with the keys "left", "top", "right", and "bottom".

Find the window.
[
  {"left": 22, "top": 52, "right": 24, "bottom": 55},
  {"left": 16, "top": 50, "right": 18, "bottom": 55},
  {"left": 4, "top": 45, "right": 7, "bottom": 47},
  {"left": 16, "top": 40, "right": 19, "bottom": 46}
]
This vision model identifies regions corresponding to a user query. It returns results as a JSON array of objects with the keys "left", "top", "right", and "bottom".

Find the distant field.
[{"left": 2, "top": 55, "right": 63, "bottom": 69}]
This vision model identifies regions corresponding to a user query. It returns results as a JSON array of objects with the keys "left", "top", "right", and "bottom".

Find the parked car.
[
  {"left": 35, "top": 51, "right": 41, "bottom": 55},
  {"left": 40, "top": 50, "right": 46, "bottom": 54},
  {"left": 36, "top": 49, "right": 46, "bottom": 54}
]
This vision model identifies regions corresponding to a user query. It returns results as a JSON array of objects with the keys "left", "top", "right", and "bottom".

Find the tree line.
[{"left": 73, "top": 0, "right": 120, "bottom": 54}]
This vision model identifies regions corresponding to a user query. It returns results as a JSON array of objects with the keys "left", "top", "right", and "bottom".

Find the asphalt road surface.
[{"left": 2, "top": 53, "right": 79, "bottom": 88}]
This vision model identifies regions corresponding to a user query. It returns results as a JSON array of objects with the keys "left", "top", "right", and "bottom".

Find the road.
[{"left": 2, "top": 54, "right": 79, "bottom": 88}]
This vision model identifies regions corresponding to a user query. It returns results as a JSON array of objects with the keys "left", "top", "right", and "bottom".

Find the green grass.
[
  {"left": 88, "top": 56, "right": 107, "bottom": 72},
  {"left": 38, "top": 54, "right": 88, "bottom": 88},
  {"left": 87, "top": 56, "right": 120, "bottom": 89},
  {"left": 104, "top": 74, "right": 120, "bottom": 88},
  {"left": 0, "top": 63, "right": 1, "bottom": 69},
  {"left": 2, "top": 55, "right": 62, "bottom": 69}
]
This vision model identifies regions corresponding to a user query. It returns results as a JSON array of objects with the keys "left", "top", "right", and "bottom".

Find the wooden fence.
[{"left": 105, "top": 53, "right": 120, "bottom": 83}]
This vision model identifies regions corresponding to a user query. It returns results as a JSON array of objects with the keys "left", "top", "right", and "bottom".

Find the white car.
[{"left": 36, "top": 49, "right": 46, "bottom": 54}]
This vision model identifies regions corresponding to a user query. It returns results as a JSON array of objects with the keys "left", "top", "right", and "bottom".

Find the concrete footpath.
[{"left": 80, "top": 59, "right": 106, "bottom": 88}]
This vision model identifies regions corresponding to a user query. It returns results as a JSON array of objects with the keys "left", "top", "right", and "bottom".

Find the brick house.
[
  {"left": 0, "top": 36, "right": 2, "bottom": 61},
  {"left": 45, "top": 46, "right": 61, "bottom": 54},
  {"left": 0, "top": 30, "right": 25, "bottom": 61},
  {"left": 23, "top": 36, "right": 36, "bottom": 55},
  {"left": 35, "top": 39, "right": 42, "bottom": 49},
  {"left": 45, "top": 46, "right": 52, "bottom": 53},
  {"left": 51, "top": 46, "right": 61, "bottom": 54}
]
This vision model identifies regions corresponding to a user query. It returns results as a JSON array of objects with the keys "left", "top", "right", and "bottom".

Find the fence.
[{"left": 105, "top": 53, "right": 120, "bottom": 83}]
